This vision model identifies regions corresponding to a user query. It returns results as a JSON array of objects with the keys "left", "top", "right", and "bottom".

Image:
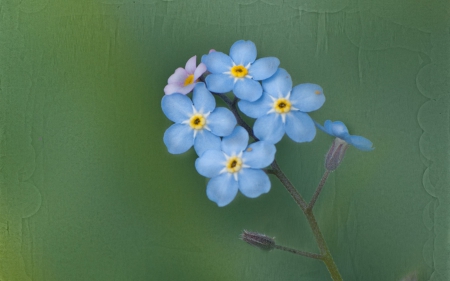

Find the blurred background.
[{"left": 0, "top": 0, "right": 448, "bottom": 280}]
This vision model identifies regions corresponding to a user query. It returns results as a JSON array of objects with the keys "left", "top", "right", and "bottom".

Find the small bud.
[
  {"left": 240, "top": 230, "right": 275, "bottom": 250},
  {"left": 325, "top": 138, "right": 349, "bottom": 171}
]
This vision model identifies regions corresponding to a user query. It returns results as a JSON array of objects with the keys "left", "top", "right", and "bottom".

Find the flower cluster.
[{"left": 161, "top": 40, "right": 373, "bottom": 206}]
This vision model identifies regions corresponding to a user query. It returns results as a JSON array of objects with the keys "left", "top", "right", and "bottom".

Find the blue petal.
[
  {"left": 161, "top": 94, "right": 193, "bottom": 123},
  {"left": 348, "top": 135, "right": 374, "bottom": 151},
  {"left": 208, "top": 107, "right": 237, "bottom": 137},
  {"left": 249, "top": 57, "right": 280, "bottom": 81},
  {"left": 233, "top": 78, "right": 262, "bottom": 102},
  {"left": 329, "top": 121, "right": 349, "bottom": 139},
  {"left": 242, "top": 141, "right": 276, "bottom": 168},
  {"left": 229, "top": 40, "right": 257, "bottom": 66},
  {"left": 163, "top": 124, "right": 194, "bottom": 154},
  {"left": 238, "top": 92, "right": 272, "bottom": 118},
  {"left": 315, "top": 120, "right": 333, "bottom": 136},
  {"left": 284, "top": 111, "right": 316, "bottom": 143},
  {"left": 193, "top": 83, "right": 215, "bottom": 114},
  {"left": 195, "top": 150, "right": 226, "bottom": 178},
  {"left": 290, "top": 83, "right": 325, "bottom": 112},
  {"left": 201, "top": 52, "right": 233, "bottom": 73},
  {"left": 254, "top": 114, "right": 285, "bottom": 144},
  {"left": 206, "top": 173, "right": 239, "bottom": 207},
  {"left": 238, "top": 169, "right": 271, "bottom": 198},
  {"left": 194, "top": 130, "right": 222, "bottom": 156},
  {"left": 205, "top": 73, "right": 234, "bottom": 94},
  {"left": 221, "top": 126, "right": 249, "bottom": 156},
  {"left": 262, "top": 68, "right": 292, "bottom": 98}
]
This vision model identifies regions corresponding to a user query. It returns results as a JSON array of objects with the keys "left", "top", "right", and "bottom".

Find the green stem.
[
  {"left": 268, "top": 162, "right": 343, "bottom": 281},
  {"left": 304, "top": 208, "right": 343, "bottom": 281},
  {"left": 273, "top": 244, "right": 323, "bottom": 260},
  {"left": 307, "top": 169, "right": 331, "bottom": 211}
]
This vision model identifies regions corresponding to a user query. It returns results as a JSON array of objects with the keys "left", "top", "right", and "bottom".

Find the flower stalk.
[{"left": 224, "top": 94, "right": 343, "bottom": 280}]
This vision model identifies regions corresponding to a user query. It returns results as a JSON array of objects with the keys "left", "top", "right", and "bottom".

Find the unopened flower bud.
[
  {"left": 240, "top": 230, "right": 275, "bottom": 250},
  {"left": 325, "top": 138, "right": 349, "bottom": 171}
]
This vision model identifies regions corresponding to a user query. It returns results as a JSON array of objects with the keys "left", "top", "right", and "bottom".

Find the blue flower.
[
  {"left": 195, "top": 126, "right": 276, "bottom": 207},
  {"left": 201, "top": 40, "right": 280, "bottom": 102},
  {"left": 161, "top": 82, "right": 237, "bottom": 155},
  {"left": 315, "top": 120, "right": 374, "bottom": 151},
  {"left": 238, "top": 68, "right": 325, "bottom": 144}
]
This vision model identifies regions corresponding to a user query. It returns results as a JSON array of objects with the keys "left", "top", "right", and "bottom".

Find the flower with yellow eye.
[
  {"left": 164, "top": 55, "right": 207, "bottom": 95},
  {"left": 195, "top": 126, "right": 276, "bottom": 207},
  {"left": 162, "top": 83, "right": 236, "bottom": 155},
  {"left": 201, "top": 40, "right": 279, "bottom": 102},
  {"left": 238, "top": 68, "right": 325, "bottom": 144}
]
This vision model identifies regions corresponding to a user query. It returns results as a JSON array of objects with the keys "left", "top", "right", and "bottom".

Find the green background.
[{"left": 1, "top": 0, "right": 448, "bottom": 280}]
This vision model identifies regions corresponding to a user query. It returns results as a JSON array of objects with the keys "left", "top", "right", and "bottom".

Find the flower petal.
[
  {"left": 315, "top": 120, "right": 333, "bottom": 136},
  {"left": 205, "top": 73, "right": 234, "bottom": 93},
  {"left": 329, "top": 121, "right": 349, "bottom": 138},
  {"left": 254, "top": 114, "right": 285, "bottom": 144},
  {"left": 161, "top": 93, "right": 193, "bottom": 123},
  {"left": 194, "top": 130, "right": 222, "bottom": 157},
  {"left": 208, "top": 107, "right": 237, "bottom": 137},
  {"left": 168, "top": 68, "right": 188, "bottom": 84},
  {"left": 262, "top": 68, "right": 292, "bottom": 99},
  {"left": 164, "top": 83, "right": 183, "bottom": 95},
  {"left": 195, "top": 150, "right": 226, "bottom": 178},
  {"left": 193, "top": 63, "right": 207, "bottom": 79},
  {"left": 233, "top": 78, "right": 262, "bottom": 102},
  {"left": 238, "top": 92, "right": 273, "bottom": 118},
  {"left": 193, "top": 83, "right": 215, "bottom": 114},
  {"left": 185, "top": 55, "right": 197, "bottom": 74},
  {"left": 348, "top": 135, "right": 374, "bottom": 151},
  {"left": 249, "top": 57, "right": 280, "bottom": 81},
  {"left": 284, "top": 111, "right": 316, "bottom": 143},
  {"left": 242, "top": 141, "right": 276, "bottom": 168},
  {"left": 229, "top": 40, "right": 257, "bottom": 66},
  {"left": 221, "top": 126, "right": 249, "bottom": 156},
  {"left": 238, "top": 169, "right": 271, "bottom": 198},
  {"left": 201, "top": 52, "right": 233, "bottom": 73},
  {"left": 206, "top": 173, "right": 239, "bottom": 207},
  {"left": 290, "top": 83, "right": 325, "bottom": 112},
  {"left": 177, "top": 84, "right": 195, "bottom": 95},
  {"left": 163, "top": 124, "right": 194, "bottom": 154}
]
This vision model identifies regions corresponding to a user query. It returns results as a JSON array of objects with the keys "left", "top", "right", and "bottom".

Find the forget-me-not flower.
[
  {"left": 315, "top": 120, "right": 373, "bottom": 170},
  {"left": 201, "top": 40, "right": 279, "bottom": 102},
  {"left": 315, "top": 120, "right": 374, "bottom": 151},
  {"left": 164, "top": 55, "right": 207, "bottom": 95},
  {"left": 238, "top": 68, "right": 325, "bottom": 144},
  {"left": 162, "top": 82, "right": 236, "bottom": 155},
  {"left": 195, "top": 126, "right": 276, "bottom": 207}
]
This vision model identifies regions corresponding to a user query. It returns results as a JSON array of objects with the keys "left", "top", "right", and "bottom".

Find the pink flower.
[{"left": 164, "top": 56, "right": 207, "bottom": 95}]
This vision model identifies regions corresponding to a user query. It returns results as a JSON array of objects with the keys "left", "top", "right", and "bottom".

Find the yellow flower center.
[
  {"left": 274, "top": 98, "right": 292, "bottom": 113},
  {"left": 226, "top": 156, "right": 243, "bottom": 173},
  {"left": 230, "top": 65, "right": 248, "bottom": 78},
  {"left": 183, "top": 74, "right": 195, "bottom": 86},
  {"left": 189, "top": 114, "right": 206, "bottom": 130}
]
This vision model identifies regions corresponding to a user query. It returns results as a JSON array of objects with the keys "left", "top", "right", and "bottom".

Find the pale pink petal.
[
  {"left": 193, "top": 63, "right": 207, "bottom": 80},
  {"left": 164, "top": 83, "right": 183, "bottom": 95},
  {"left": 185, "top": 56, "right": 197, "bottom": 74},
  {"left": 168, "top": 68, "right": 188, "bottom": 84},
  {"left": 178, "top": 84, "right": 195, "bottom": 95},
  {"left": 209, "top": 49, "right": 216, "bottom": 53}
]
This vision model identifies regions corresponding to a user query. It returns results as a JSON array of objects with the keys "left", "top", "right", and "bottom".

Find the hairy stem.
[
  {"left": 307, "top": 169, "right": 331, "bottom": 211},
  {"left": 273, "top": 244, "right": 323, "bottom": 260},
  {"left": 267, "top": 162, "right": 342, "bottom": 281}
]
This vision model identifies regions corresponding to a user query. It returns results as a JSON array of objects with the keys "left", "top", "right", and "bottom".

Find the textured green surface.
[{"left": 0, "top": 0, "right": 448, "bottom": 280}]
